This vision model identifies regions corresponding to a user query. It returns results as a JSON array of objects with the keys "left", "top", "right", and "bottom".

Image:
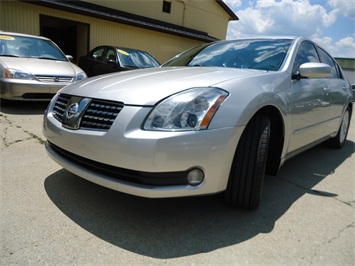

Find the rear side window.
[{"left": 317, "top": 47, "right": 338, "bottom": 78}]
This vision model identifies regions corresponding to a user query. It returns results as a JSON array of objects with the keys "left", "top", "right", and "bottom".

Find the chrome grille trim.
[
  {"left": 52, "top": 94, "right": 123, "bottom": 131},
  {"left": 36, "top": 75, "right": 74, "bottom": 83}
]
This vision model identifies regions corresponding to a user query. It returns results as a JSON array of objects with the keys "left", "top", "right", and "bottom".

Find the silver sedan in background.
[
  {"left": 43, "top": 37, "right": 352, "bottom": 209},
  {"left": 0, "top": 31, "right": 86, "bottom": 102}
]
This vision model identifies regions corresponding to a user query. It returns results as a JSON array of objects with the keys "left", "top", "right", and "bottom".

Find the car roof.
[
  {"left": 0, "top": 30, "right": 50, "bottom": 41},
  {"left": 93, "top": 45, "right": 151, "bottom": 53},
  {"left": 231, "top": 36, "right": 297, "bottom": 40},
  {"left": 220, "top": 36, "right": 300, "bottom": 43}
]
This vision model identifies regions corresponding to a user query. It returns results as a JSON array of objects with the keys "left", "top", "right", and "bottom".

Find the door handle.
[{"left": 323, "top": 86, "right": 330, "bottom": 94}]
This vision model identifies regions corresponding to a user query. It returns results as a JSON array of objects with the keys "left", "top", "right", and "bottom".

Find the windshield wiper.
[
  {"left": 36, "top": 56, "right": 62, "bottom": 61},
  {"left": 0, "top": 54, "right": 20, "bottom": 57},
  {"left": 124, "top": 65, "right": 139, "bottom": 69}
]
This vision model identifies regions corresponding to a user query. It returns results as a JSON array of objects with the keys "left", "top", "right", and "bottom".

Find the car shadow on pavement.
[
  {"left": 0, "top": 101, "right": 49, "bottom": 115},
  {"left": 44, "top": 140, "right": 354, "bottom": 258}
]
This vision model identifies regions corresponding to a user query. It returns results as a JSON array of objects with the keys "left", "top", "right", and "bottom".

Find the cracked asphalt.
[{"left": 1, "top": 102, "right": 354, "bottom": 265}]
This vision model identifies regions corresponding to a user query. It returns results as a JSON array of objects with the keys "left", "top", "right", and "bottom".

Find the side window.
[
  {"left": 90, "top": 48, "right": 105, "bottom": 62},
  {"left": 317, "top": 47, "right": 338, "bottom": 78},
  {"left": 106, "top": 49, "right": 117, "bottom": 62},
  {"left": 292, "top": 42, "right": 320, "bottom": 74}
]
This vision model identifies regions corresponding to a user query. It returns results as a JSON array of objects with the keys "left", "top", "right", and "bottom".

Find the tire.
[
  {"left": 225, "top": 113, "right": 271, "bottom": 209},
  {"left": 327, "top": 107, "right": 351, "bottom": 149}
]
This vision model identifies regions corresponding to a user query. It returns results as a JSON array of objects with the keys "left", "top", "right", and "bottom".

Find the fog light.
[{"left": 187, "top": 168, "right": 204, "bottom": 186}]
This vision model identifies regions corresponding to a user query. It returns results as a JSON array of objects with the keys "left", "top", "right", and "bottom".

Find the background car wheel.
[
  {"left": 225, "top": 113, "right": 271, "bottom": 209},
  {"left": 327, "top": 107, "right": 351, "bottom": 149}
]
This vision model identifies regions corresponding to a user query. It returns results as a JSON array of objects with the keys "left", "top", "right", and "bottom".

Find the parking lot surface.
[{"left": 1, "top": 102, "right": 354, "bottom": 265}]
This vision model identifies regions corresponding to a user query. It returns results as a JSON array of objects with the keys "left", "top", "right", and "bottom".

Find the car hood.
[
  {"left": 61, "top": 67, "right": 268, "bottom": 105},
  {"left": 0, "top": 57, "right": 80, "bottom": 76}
]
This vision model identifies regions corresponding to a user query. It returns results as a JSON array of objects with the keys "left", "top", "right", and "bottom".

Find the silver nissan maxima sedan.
[{"left": 43, "top": 37, "right": 353, "bottom": 209}]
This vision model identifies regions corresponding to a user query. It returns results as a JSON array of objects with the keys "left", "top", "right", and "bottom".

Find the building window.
[{"left": 162, "top": 0, "right": 171, "bottom": 13}]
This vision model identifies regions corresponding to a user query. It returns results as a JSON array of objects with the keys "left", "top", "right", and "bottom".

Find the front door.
[{"left": 288, "top": 42, "right": 333, "bottom": 152}]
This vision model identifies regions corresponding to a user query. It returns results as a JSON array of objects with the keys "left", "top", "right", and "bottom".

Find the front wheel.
[
  {"left": 327, "top": 107, "right": 351, "bottom": 149},
  {"left": 225, "top": 113, "right": 271, "bottom": 209}
]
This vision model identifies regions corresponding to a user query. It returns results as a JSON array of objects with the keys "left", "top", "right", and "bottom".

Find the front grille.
[
  {"left": 53, "top": 94, "right": 71, "bottom": 122},
  {"left": 22, "top": 93, "right": 56, "bottom": 100},
  {"left": 36, "top": 75, "right": 73, "bottom": 83},
  {"left": 52, "top": 94, "right": 123, "bottom": 131},
  {"left": 80, "top": 100, "right": 123, "bottom": 130}
]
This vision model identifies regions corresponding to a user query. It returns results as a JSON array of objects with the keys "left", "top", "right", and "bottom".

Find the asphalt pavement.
[{"left": 1, "top": 102, "right": 354, "bottom": 265}]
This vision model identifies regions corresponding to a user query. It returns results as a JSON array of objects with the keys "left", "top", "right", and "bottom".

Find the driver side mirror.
[
  {"left": 294, "top": 62, "right": 331, "bottom": 79},
  {"left": 66, "top": 55, "right": 74, "bottom": 62}
]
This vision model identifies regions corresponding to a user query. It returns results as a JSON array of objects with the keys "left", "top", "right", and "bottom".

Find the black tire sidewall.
[{"left": 225, "top": 113, "right": 271, "bottom": 209}]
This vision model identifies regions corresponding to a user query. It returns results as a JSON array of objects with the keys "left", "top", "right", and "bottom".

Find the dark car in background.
[
  {"left": 78, "top": 45, "right": 160, "bottom": 77},
  {"left": 0, "top": 31, "right": 87, "bottom": 102}
]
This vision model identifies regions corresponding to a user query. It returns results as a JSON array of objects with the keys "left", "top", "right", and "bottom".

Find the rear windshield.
[{"left": 0, "top": 34, "right": 67, "bottom": 61}]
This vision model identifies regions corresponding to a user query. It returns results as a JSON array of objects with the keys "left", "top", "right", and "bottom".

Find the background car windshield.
[
  {"left": 164, "top": 39, "right": 292, "bottom": 71},
  {"left": 0, "top": 34, "right": 67, "bottom": 61},
  {"left": 117, "top": 48, "right": 160, "bottom": 68}
]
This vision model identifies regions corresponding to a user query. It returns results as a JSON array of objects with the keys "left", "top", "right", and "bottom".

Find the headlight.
[
  {"left": 75, "top": 72, "right": 87, "bottom": 81},
  {"left": 144, "top": 87, "right": 228, "bottom": 131},
  {"left": 4, "top": 68, "right": 35, "bottom": 80}
]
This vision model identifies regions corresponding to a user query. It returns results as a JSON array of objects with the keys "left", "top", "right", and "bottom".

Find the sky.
[{"left": 223, "top": 0, "right": 355, "bottom": 58}]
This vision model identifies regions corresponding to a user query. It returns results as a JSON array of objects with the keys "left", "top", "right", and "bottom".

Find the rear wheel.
[
  {"left": 327, "top": 107, "right": 351, "bottom": 149},
  {"left": 225, "top": 113, "right": 271, "bottom": 209}
]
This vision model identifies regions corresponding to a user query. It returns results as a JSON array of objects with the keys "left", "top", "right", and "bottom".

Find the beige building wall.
[
  {"left": 0, "top": 1, "right": 208, "bottom": 63},
  {"left": 82, "top": 0, "right": 231, "bottom": 40},
  {"left": 180, "top": 1, "right": 230, "bottom": 39}
]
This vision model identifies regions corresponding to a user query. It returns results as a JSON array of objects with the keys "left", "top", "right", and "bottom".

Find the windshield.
[
  {"left": 163, "top": 39, "right": 292, "bottom": 71},
  {"left": 117, "top": 48, "right": 160, "bottom": 68},
  {"left": 0, "top": 34, "right": 68, "bottom": 61}
]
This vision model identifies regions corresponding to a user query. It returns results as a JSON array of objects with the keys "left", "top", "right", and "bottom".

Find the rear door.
[{"left": 316, "top": 46, "right": 349, "bottom": 131}]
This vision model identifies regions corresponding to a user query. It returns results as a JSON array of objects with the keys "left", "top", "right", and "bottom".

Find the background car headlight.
[
  {"left": 75, "top": 72, "right": 87, "bottom": 81},
  {"left": 144, "top": 87, "right": 228, "bottom": 131},
  {"left": 4, "top": 68, "right": 35, "bottom": 80}
]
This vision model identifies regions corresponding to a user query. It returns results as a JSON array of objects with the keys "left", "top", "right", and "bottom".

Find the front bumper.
[
  {"left": 0, "top": 78, "right": 70, "bottom": 100},
  {"left": 43, "top": 104, "right": 243, "bottom": 198},
  {"left": 47, "top": 141, "right": 192, "bottom": 186}
]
